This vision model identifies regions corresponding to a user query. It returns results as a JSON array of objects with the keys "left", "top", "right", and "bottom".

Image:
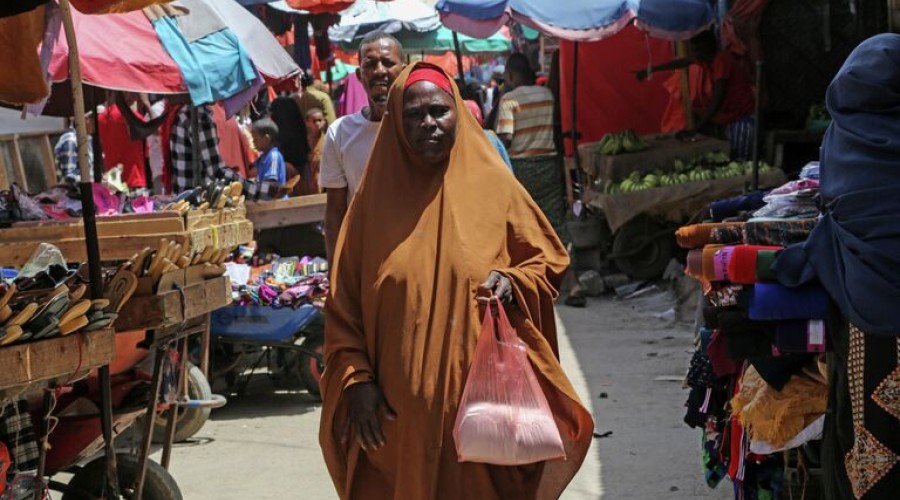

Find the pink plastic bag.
[{"left": 453, "top": 302, "right": 565, "bottom": 465}]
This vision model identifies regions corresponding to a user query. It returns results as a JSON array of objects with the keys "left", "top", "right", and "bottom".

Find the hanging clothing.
[
  {"left": 151, "top": 4, "right": 256, "bottom": 105},
  {"left": 212, "top": 103, "right": 255, "bottom": 178},
  {"left": 54, "top": 128, "right": 93, "bottom": 185},
  {"left": 0, "top": 4, "right": 49, "bottom": 104},
  {"left": 319, "top": 63, "right": 593, "bottom": 500},
  {"left": 98, "top": 103, "right": 147, "bottom": 189},
  {"left": 337, "top": 72, "right": 368, "bottom": 118}
]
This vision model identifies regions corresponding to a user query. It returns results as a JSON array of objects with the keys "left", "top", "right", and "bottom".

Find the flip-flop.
[
  {"left": 0, "top": 305, "right": 12, "bottom": 324},
  {"left": 59, "top": 315, "right": 88, "bottom": 336},
  {"left": 33, "top": 317, "right": 59, "bottom": 339},
  {"left": 7, "top": 303, "right": 38, "bottom": 327},
  {"left": 0, "top": 283, "right": 16, "bottom": 310},
  {"left": 59, "top": 299, "right": 91, "bottom": 326},
  {"left": 0, "top": 325, "right": 23, "bottom": 346},
  {"left": 91, "top": 298, "right": 111, "bottom": 311}
]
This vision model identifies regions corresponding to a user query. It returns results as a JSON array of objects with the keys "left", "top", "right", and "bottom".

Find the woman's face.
[{"left": 402, "top": 81, "right": 457, "bottom": 165}]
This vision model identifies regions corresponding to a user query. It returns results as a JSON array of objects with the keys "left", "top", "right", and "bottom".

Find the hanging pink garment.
[{"left": 337, "top": 71, "right": 367, "bottom": 118}]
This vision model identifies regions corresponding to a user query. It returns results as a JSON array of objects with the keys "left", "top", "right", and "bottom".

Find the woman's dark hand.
[
  {"left": 341, "top": 382, "right": 396, "bottom": 451},
  {"left": 477, "top": 271, "right": 513, "bottom": 306}
]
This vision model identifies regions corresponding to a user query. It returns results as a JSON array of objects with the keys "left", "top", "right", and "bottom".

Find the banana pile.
[
  {"left": 595, "top": 130, "right": 649, "bottom": 156},
  {"left": 603, "top": 152, "right": 775, "bottom": 194},
  {"left": 163, "top": 180, "right": 245, "bottom": 215}
]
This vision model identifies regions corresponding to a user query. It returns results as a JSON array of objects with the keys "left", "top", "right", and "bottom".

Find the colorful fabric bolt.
[
  {"left": 676, "top": 222, "right": 745, "bottom": 249},
  {"left": 713, "top": 246, "right": 736, "bottom": 282},
  {"left": 774, "top": 320, "right": 830, "bottom": 353},
  {"left": 702, "top": 245, "right": 725, "bottom": 282},
  {"left": 748, "top": 283, "right": 829, "bottom": 321},
  {"left": 755, "top": 250, "right": 779, "bottom": 282},
  {"left": 710, "top": 224, "right": 745, "bottom": 245},
  {"left": 727, "top": 245, "right": 783, "bottom": 285},
  {"left": 743, "top": 219, "right": 817, "bottom": 247},
  {"left": 709, "top": 191, "right": 767, "bottom": 222}
]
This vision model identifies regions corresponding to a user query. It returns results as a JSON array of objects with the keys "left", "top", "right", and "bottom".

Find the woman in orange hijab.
[{"left": 319, "top": 62, "right": 593, "bottom": 500}]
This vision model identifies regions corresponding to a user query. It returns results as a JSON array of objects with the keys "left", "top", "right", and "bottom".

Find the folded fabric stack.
[
  {"left": 232, "top": 256, "right": 329, "bottom": 309},
  {"left": 750, "top": 166, "right": 820, "bottom": 221},
  {"left": 677, "top": 192, "right": 826, "bottom": 496}
]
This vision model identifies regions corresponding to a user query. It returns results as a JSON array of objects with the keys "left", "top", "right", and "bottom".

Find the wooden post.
[
  {"left": 11, "top": 135, "right": 27, "bottom": 188},
  {"left": 40, "top": 135, "right": 57, "bottom": 185},
  {"left": 674, "top": 40, "right": 694, "bottom": 130},
  {"left": 0, "top": 142, "right": 9, "bottom": 189},
  {"left": 58, "top": 1, "right": 120, "bottom": 497},
  {"left": 452, "top": 31, "right": 465, "bottom": 83}
]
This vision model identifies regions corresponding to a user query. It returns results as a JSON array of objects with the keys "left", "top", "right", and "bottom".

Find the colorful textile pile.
[{"left": 678, "top": 189, "right": 827, "bottom": 498}]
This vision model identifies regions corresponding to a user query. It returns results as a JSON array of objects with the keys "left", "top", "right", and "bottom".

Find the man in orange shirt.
[{"left": 638, "top": 31, "right": 756, "bottom": 160}]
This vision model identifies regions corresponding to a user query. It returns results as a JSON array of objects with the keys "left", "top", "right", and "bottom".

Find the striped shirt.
[{"left": 495, "top": 85, "right": 556, "bottom": 158}]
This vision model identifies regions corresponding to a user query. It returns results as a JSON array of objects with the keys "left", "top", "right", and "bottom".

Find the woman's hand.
[
  {"left": 341, "top": 382, "right": 396, "bottom": 451},
  {"left": 477, "top": 271, "right": 513, "bottom": 306}
]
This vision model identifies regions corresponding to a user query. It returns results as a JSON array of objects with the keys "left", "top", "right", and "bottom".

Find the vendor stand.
[
  {"left": 245, "top": 193, "right": 327, "bottom": 230},
  {"left": 574, "top": 133, "right": 786, "bottom": 279}
]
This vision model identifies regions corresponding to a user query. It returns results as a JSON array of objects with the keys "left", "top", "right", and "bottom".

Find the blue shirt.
[
  {"left": 256, "top": 147, "right": 286, "bottom": 185},
  {"left": 485, "top": 130, "right": 513, "bottom": 171}
]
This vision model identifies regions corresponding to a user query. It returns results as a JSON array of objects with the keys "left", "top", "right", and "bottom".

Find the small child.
[{"left": 250, "top": 118, "right": 286, "bottom": 185}]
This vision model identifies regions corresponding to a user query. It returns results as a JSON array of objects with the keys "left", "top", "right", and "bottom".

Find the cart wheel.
[
  {"left": 152, "top": 362, "right": 212, "bottom": 443},
  {"left": 62, "top": 454, "right": 182, "bottom": 500},
  {"left": 612, "top": 216, "right": 674, "bottom": 281},
  {"left": 299, "top": 333, "right": 324, "bottom": 401}
]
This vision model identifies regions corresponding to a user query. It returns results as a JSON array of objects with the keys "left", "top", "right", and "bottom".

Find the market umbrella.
[
  {"left": 436, "top": 0, "right": 714, "bottom": 41},
  {"left": 321, "top": 58, "right": 357, "bottom": 82},
  {"left": 236, "top": 0, "right": 354, "bottom": 14},
  {"left": 327, "top": 0, "right": 441, "bottom": 43},
  {"left": 45, "top": 0, "right": 299, "bottom": 106}
]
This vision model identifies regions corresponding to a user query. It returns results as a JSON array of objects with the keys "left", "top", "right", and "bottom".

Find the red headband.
[{"left": 404, "top": 66, "right": 454, "bottom": 96}]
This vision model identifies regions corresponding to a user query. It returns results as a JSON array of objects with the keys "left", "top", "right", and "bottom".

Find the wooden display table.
[
  {"left": 0, "top": 213, "right": 189, "bottom": 267},
  {"left": 577, "top": 135, "right": 729, "bottom": 182},
  {"left": 246, "top": 194, "right": 327, "bottom": 230},
  {"left": 114, "top": 276, "right": 232, "bottom": 331},
  {"left": 0, "top": 209, "right": 254, "bottom": 267},
  {"left": 0, "top": 329, "right": 115, "bottom": 391}
]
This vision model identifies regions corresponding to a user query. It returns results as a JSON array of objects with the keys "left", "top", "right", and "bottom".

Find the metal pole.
[
  {"left": 133, "top": 344, "right": 166, "bottom": 500},
  {"left": 452, "top": 31, "right": 465, "bottom": 83},
  {"left": 58, "top": 0, "right": 120, "bottom": 497},
  {"left": 752, "top": 60, "right": 764, "bottom": 191},
  {"left": 92, "top": 100, "right": 103, "bottom": 182},
  {"left": 570, "top": 42, "right": 582, "bottom": 200}
]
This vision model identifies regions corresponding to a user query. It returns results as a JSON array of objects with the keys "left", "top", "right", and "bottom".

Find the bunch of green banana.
[{"left": 596, "top": 129, "right": 649, "bottom": 156}]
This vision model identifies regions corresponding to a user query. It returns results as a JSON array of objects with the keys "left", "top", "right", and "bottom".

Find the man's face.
[
  {"left": 402, "top": 82, "right": 457, "bottom": 165},
  {"left": 358, "top": 39, "right": 404, "bottom": 118},
  {"left": 306, "top": 112, "right": 326, "bottom": 135}
]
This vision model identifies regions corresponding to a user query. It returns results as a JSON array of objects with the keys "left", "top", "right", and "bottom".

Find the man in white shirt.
[{"left": 319, "top": 33, "right": 405, "bottom": 262}]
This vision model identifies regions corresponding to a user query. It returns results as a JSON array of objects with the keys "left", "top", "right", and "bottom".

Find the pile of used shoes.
[
  {"left": 0, "top": 245, "right": 121, "bottom": 346},
  {"left": 231, "top": 256, "right": 329, "bottom": 309}
]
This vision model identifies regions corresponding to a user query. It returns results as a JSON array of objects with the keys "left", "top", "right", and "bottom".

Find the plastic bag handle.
[{"left": 485, "top": 299, "right": 517, "bottom": 344}]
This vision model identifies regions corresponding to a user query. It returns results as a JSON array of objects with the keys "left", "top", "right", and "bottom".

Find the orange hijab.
[{"left": 319, "top": 62, "right": 593, "bottom": 499}]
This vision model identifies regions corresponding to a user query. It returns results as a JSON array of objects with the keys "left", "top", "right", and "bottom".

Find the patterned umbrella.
[{"left": 435, "top": 0, "right": 715, "bottom": 41}]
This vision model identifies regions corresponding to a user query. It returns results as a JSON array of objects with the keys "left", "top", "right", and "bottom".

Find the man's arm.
[
  {"left": 634, "top": 58, "right": 693, "bottom": 81},
  {"left": 495, "top": 95, "right": 515, "bottom": 150},
  {"left": 694, "top": 79, "right": 728, "bottom": 132},
  {"left": 325, "top": 187, "right": 349, "bottom": 264}
]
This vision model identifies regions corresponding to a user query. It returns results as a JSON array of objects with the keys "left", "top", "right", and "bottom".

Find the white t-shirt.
[
  {"left": 146, "top": 101, "right": 166, "bottom": 179},
  {"left": 318, "top": 110, "right": 381, "bottom": 200}
]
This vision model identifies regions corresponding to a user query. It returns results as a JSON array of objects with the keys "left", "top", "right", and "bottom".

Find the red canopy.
[
  {"left": 559, "top": 25, "right": 673, "bottom": 156},
  {"left": 49, "top": 9, "right": 186, "bottom": 94}
]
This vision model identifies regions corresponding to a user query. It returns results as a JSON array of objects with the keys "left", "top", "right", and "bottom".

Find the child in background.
[
  {"left": 250, "top": 118, "right": 286, "bottom": 186},
  {"left": 305, "top": 107, "right": 327, "bottom": 193}
]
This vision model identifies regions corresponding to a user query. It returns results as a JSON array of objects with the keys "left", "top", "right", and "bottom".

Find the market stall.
[
  {"left": 571, "top": 131, "right": 786, "bottom": 279},
  {"left": 1, "top": 0, "right": 284, "bottom": 496},
  {"left": 675, "top": 162, "right": 826, "bottom": 497}
]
